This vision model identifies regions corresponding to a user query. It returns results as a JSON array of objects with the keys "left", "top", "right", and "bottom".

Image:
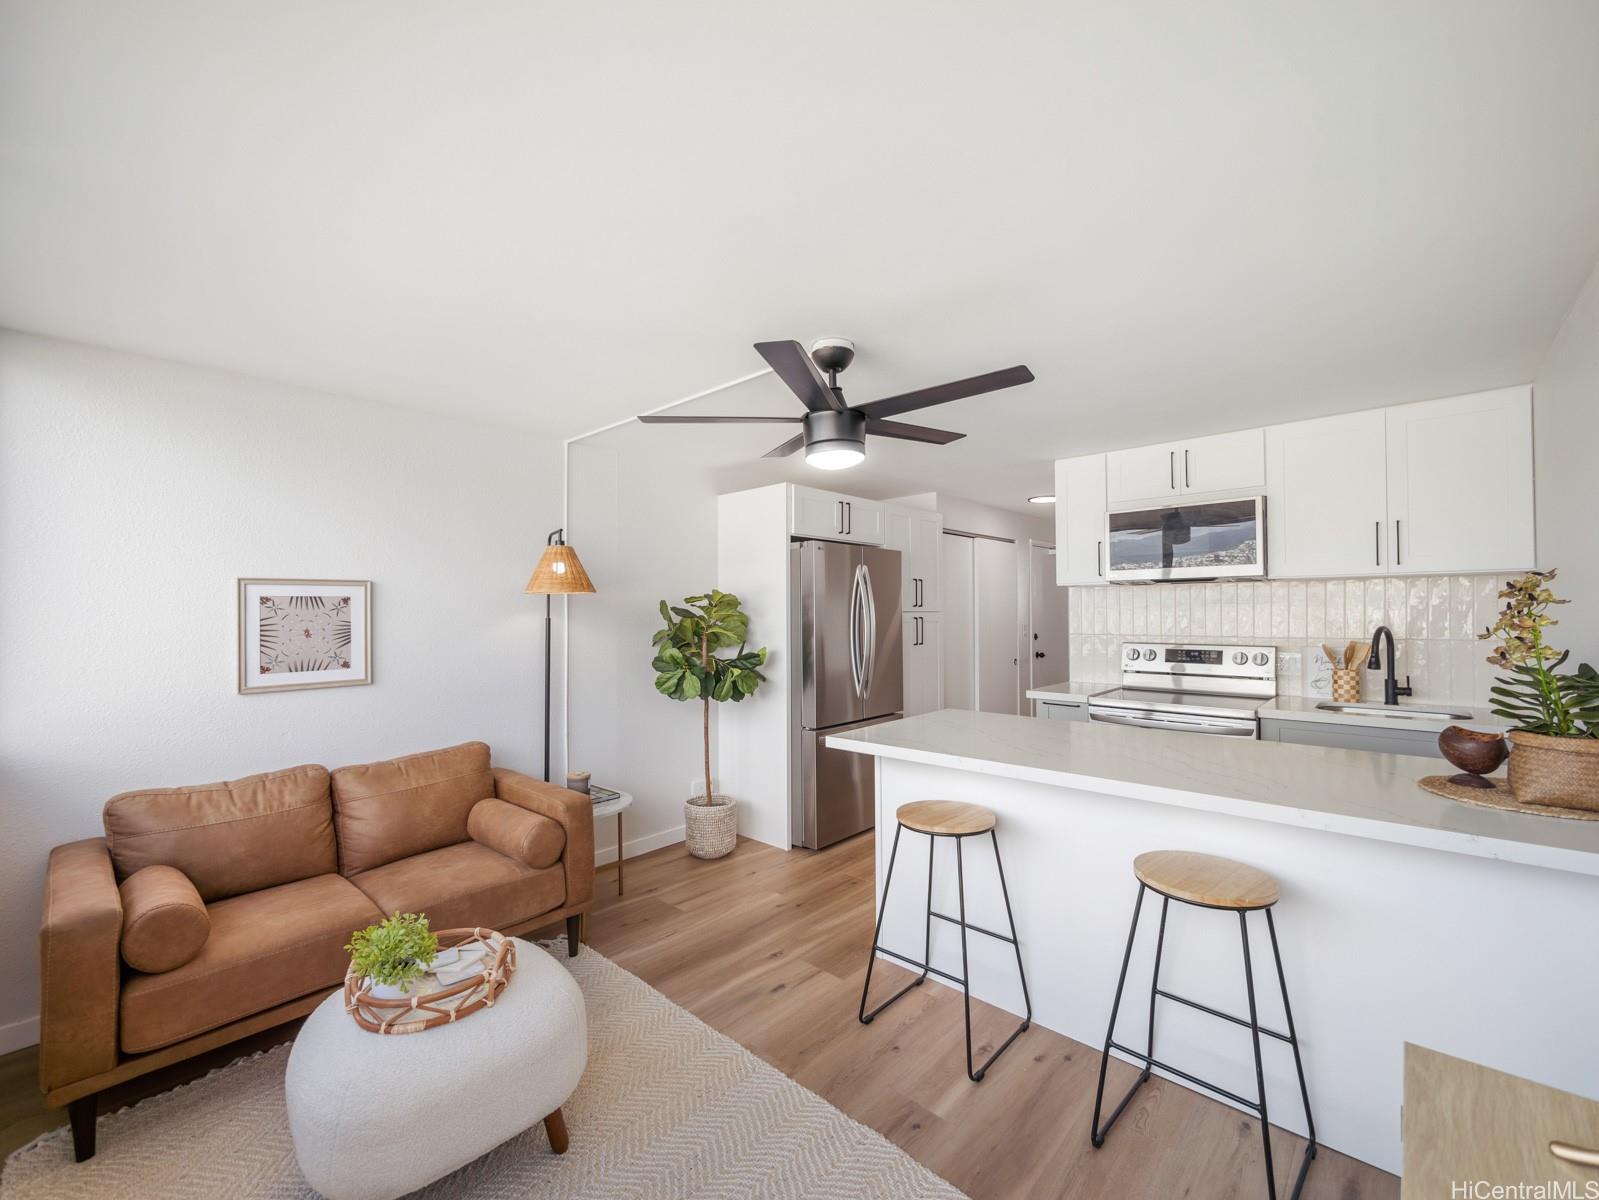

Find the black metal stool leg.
[
  {"left": 1239, "top": 911, "right": 1277, "bottom": 1200},
  {"left": 955, "top": 834, "right": 976, "bottom": 1079},
  {"left": 990, "top": 829, "right": 1032, "bottom": 1028},
  {"left": 1144, "top": 896, "right": 1169, "bottom": 1069},
  {"left": 1267, "top": 907, "right": 1318, "bottom": 1198},
  {"left": 1091, "top": 883, "right": 1148, "bottom": 1147},
  {"left": 860, "top": 823, "right": 920, "bottom": 1023}
]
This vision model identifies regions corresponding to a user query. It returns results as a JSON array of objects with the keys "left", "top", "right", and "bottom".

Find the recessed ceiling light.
[{"left": 1027, "top": 494, "right": 1055, "bottom": 505}]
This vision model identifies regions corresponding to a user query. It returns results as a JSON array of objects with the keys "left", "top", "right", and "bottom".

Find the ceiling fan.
[{"left": 636, "top": 339, "right": 1034, "bottom": 470}]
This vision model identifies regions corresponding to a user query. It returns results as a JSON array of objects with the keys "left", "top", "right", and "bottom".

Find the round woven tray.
[
  {"left": 344, "top": 927, "right": 516, "bottom": 1034},
  {"left": 1418, "top": 775, "right": 1599, "bottom": 821}
]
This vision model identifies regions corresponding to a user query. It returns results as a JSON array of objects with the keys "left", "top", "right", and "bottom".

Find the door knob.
[{"left": 1034, "top": 651, "right": 1047, "bottom": 659}]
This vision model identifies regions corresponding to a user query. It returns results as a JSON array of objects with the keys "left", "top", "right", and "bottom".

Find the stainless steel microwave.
[{"left": 1104, "top": 496, "right": 1266, "bottom": 582}]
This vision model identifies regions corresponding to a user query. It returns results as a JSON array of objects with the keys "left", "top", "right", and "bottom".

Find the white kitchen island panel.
[{"left": 831, "top": 712, "right": 1599, "bottom": 1175}]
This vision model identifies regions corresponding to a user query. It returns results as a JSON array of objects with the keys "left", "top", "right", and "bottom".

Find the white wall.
[
  {"left": 1534, "top": 259, "right": 1599, "bottom": 667},
  {"left": 564, "top": 430, "right": 727, "bottom": 865},
  {"left": 0, "top": 331, "right": 564, "bottom": 1051}
]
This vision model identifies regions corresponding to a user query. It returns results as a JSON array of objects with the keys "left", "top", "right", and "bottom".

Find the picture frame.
[{"left": 237, "top": 578, "right": 372, "bottom": 694}]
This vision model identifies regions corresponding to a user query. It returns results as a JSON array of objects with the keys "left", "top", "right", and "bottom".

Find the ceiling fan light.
[{"left": 805, "top": 441, "right": 866, "bottom": 470}]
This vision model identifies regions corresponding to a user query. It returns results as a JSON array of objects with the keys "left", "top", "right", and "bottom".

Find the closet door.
[
  {"left": 975, "top": 537, "right": 1019, "bottom": 715},
  {"left": 940, "top": 534, "right": 975, "bottom": 710}
]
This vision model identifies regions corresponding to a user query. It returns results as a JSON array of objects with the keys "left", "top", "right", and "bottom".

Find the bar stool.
[
  {"left": 858, "top": 800, "right": 1031, "bottom": 1082},
  {"left": 1090, "top": 850, "right": 1317, "bottom": 1200}
]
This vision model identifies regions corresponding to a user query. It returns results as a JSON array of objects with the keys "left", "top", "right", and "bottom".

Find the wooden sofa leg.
[
  {"left": 566, "top": 914, "right": 581, "bottom": 957},
  {"left": 68, "top": 1095, "right": 97, "bottom": 1162},
  {"left": 544, "top": 1106, "right": 569, "bottom": 1154}
]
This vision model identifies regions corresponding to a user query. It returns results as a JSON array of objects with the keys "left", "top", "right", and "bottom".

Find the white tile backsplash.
[{"left": 1067, "top": 573, "right": 1510, "bottom": 704}]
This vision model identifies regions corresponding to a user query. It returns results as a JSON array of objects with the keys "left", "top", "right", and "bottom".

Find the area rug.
[{"left": 2, "top": 945, "right": 964, "bottom": 1199}]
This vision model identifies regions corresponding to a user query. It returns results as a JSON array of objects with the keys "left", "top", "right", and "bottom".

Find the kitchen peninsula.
[{"left": 828, "top": 709, "right": 1599, "bottom": 1174}]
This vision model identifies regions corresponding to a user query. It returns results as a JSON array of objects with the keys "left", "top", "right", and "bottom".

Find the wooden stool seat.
[
  {"left": 896, "top": 800, "right": 996, "bottom": 836},
  {"left": 1133, "top": 850, "right": 1280, "bottom": 910}
]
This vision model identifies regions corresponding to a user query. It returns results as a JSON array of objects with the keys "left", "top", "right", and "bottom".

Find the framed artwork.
[{"left": 237, "top": 579, "right": 372, "bottom": 693}]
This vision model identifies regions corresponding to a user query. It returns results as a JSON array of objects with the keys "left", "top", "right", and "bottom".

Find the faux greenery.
[
  {"left": 345, "top": 912, "right": 439, "bottom": 990},
  {"left": 1479, "top": 569, "right": 1599, "bottom": 738},
  {"left": 652, "top": 590, "right": 768, "bottom": 807}
]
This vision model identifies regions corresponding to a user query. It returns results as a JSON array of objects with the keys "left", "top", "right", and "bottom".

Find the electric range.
[{"left": 1087, "top": 641, "right": 1277, "bottom": 738}]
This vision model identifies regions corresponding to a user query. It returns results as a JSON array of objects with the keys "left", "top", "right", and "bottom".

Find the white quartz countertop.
[
  {"left": 827, "top": 709, "right": 1599, "bottom": 877},
  {"left": 1260, "top": 694, "right": 1508, "bottom": 733},
  {"left": 1024, "top": 680, "right": 1109, "bottom": 703}
]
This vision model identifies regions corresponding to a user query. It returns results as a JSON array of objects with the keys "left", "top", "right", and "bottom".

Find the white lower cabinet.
[{"left": 902, "top": 612, "right": 942, "bottom": 716}]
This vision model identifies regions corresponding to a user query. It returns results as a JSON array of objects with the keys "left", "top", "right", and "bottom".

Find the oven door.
[
  {"left": 1088, "top": 706, "right": 1258, "bottom": 737},
  {"left": 1105, "top": 496, "right": 1265, "bottom": 582}
]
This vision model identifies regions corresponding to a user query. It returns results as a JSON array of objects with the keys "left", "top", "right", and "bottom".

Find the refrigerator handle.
[
  {"left": 860, "top": 563, "right": 877, "bottom": 697},
  {"left": 848, "top": 564, "right": 865, "bottom": 698}
]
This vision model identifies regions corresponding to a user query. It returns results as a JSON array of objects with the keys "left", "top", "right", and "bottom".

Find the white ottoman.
[{"left": 285, "top": 937, "right": 587, "bottom": 1200}]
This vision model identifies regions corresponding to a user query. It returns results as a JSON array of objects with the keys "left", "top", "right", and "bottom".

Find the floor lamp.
[{"left": 525, "top": 528, "right": 596, "bottom": 781}]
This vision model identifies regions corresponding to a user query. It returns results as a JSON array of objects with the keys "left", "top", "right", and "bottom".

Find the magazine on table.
[{"left": 588, "top": 785, "right": 621, "bottom": 804}]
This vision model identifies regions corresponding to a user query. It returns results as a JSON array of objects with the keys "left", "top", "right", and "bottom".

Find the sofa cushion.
[
  {"left": 119, "top": 873, "right": 382, "bottom": 1054},
  {"left": 330, "top": 742, "right": 493, "bottom": 876},
  {"left": 119, "top": 865, "right": 209, "bottom": 974},
  {"left": 104, "top": 764, "right": 336, "bottom": 902},
  {"left": 467, "top": 798, "right": 566, "bottom": 869},
  {"left": 349, "top": 841, "right": 565, "bottom": 934}
]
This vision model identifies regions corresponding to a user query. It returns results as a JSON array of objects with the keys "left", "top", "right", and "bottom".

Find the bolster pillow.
[
  {"left": 119, "top": 864, "right": 210, "bottom": 974},
  {"left": 468, "top": 798, "right": 566, "bottom": 869}
]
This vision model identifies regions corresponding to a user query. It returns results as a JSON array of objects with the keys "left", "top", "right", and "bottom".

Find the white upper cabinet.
[
  {"left": 1106, "top": 429, "right": 1265, "bottom": 504},
  {"left": 789, "top": 486, "right": 884, "bottom": 545},
  {"left": 1105, "top": 442, "right": 1179, "bottom": 504},
  {"left": 1180, "top": 428, "right": 1266, "bottom": 495},
  {"left": 1266, "top": 409, "right": 1388, "bottom": 578},
  {"left": 1385, "top": 386, "right": 1534, "bottom": 575},
  {"left": 1055, "top": 454, "right": 1108, "bottom": 586},
  {"left": 885, "top": 505, "right": 943, "bottom": 611}
]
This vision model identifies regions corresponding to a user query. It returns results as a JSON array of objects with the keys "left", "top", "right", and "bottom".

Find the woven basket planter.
[
  {"left": 685, "top": 794, "right": 737, "bottom": 859},
  {"left": 1508, "top": 731, "right": 1599, "bottom": 812}
]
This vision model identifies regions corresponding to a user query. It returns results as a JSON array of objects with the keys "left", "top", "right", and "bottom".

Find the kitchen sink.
[{"left": 1315, "top": 702, "right": 1474, "bottom": 721}]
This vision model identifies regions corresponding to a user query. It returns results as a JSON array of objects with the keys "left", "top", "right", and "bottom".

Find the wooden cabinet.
[
  {"left": 1402, "top": 1043, "right": 1599, "bottom": 1198},
  {"left": 790, "top": 486, "right": 884, "bottom": 544},
  {"left": 885, "top": 505, "right": 943, "bottom": 612},
  {"left": 902, "top": 612, "right": 943, "bottom": 716},
  {"left": 1266, "top": 409, "right": 1388, "bottom": 577},
  {"left": 1386, "top": 386, "right": 1534, "bottom": 575},
  {"left": 1055, "top": 454, "right": 1108, "bottom": 586},
  {"left": 1106, "top": 429, "right": 1265, "bottom": 504},
  {"left": 1105, "top": 442, "right": 1180, "bottom": 504}
]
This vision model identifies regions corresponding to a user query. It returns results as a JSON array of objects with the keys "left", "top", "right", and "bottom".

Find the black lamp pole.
[{"left": 543, "top": 527, "right": 561, "bottom": 782}]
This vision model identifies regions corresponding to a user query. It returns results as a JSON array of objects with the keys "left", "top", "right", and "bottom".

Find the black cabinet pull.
[
  {"left": 1097, "top": 540, "right": 1104, "bottom": 577},
  {"left": 1374, "top": 520, "right": 1381, "bottom": 566},
  {"left": 1184, "top": 448, "right": 1190, "bottom": 488},
  {"left": 1169, "top": 450, "right": 1175, "bottom": 491},
  {"left": 837, "top": 500, "right": 845, "bottom": 535},
  {"left": 1395, "top": 519, "right": 1402, "bottom": 566}
]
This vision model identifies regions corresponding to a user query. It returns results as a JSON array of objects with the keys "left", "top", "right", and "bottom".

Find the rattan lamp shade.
[{"left": 525, "top": 544, "right": 595, "bottom": 595}]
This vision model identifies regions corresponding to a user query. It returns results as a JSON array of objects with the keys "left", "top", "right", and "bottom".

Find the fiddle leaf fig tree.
[{"left": 652, "top": 590, "right": 767, "bottom": 806}]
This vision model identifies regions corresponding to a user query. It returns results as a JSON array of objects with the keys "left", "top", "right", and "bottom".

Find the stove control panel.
[{"left": 1117, "top": 642, "right": 1277, "bottom": 698}]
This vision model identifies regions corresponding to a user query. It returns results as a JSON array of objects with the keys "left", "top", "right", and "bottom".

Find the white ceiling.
[{"left": 4, "top": 2, "right": 1599, "bottom": 512}]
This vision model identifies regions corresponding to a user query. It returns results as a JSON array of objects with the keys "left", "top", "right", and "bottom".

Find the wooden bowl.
[{"left": 1438, "top": 725, "right": 1508, "bottom": 789}]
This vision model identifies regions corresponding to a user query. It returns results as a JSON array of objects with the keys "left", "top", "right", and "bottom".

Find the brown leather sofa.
[{"left": 38, "top": 741, "right": 594, "bottom": 1161}]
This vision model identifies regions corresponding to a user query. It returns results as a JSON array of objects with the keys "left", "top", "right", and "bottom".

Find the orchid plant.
[{"left": 1479, "top": 569, "right": 1599, "bottom": 738}]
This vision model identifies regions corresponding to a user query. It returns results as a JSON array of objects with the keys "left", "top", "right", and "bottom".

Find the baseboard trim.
[
  {"left": 594, "top": 823, "right": 683, "bottom": 867},
  {"left": 0, "top": 1014, "right": 40, "bottom": 1055}
]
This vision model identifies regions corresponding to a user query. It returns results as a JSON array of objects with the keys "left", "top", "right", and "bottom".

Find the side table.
[{"left": 590, "top": 788, "right": 634, "bottom": 897}]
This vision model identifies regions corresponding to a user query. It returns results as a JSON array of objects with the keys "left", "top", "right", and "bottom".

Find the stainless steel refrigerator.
[{"left": 791, "top": 539, "right": 903, "bottom": 849}]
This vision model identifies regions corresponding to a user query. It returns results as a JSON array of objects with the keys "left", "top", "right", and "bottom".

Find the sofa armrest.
[
  {"left": 39, "top": 838, "right": 122, "bottom": 1096},
  {"left": 492, "top": 769, "right": 594, "bottom": 910}
]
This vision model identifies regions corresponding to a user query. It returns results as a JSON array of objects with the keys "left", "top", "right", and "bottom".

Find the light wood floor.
[{"left": 1, "top": 834, "right": 1399, "bottom": 1198}]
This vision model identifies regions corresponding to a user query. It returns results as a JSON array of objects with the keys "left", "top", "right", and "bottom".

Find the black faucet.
[{"left": 1367, "top": 625, "right": 1413, "bottom": 706}]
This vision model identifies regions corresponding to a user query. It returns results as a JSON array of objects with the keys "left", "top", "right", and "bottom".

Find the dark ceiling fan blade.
[
  {"left": 754, "top": 340, "right": 845, "bottom": 413},
  {"left": 865, "top": 418, "right": 966, "bottom": 445},
  {"left": 636, "top": 414, "right": 802, "bottom": 424},
  {"left": 762, "top": 433, "right": 807, "bottom": 459},
  {"left": 856, "top": 365, "right": 1035, "bottom": 420}
]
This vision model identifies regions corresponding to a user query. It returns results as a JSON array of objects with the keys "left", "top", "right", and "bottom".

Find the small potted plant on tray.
[
  {"left": 346, "top": 912, "right": 440, "bottom": 999},
  {"left": 1479, "top": 569, "right": 1599, "bottom": 810},
  {"left": 652, "top": 589, "right": 767, "bottom": 859}
]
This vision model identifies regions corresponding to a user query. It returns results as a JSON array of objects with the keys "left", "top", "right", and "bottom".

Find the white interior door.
[
  {"left": 975, "top": 537, "right": 1019, "bottom": 715},
  {"left": 940, "top": 533, "right": 975, "bottom": 710},
  {"left": 1028, "top": 543, "right": 1069, "bottom": 690}
]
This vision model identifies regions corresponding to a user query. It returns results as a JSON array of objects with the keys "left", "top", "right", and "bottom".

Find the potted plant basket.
[
  {"left": 1479, "top": 570, "right": 1599, "bottom": 811},
  {"left": 652, "top": 590, "right": 767, "bottom": 859}
]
